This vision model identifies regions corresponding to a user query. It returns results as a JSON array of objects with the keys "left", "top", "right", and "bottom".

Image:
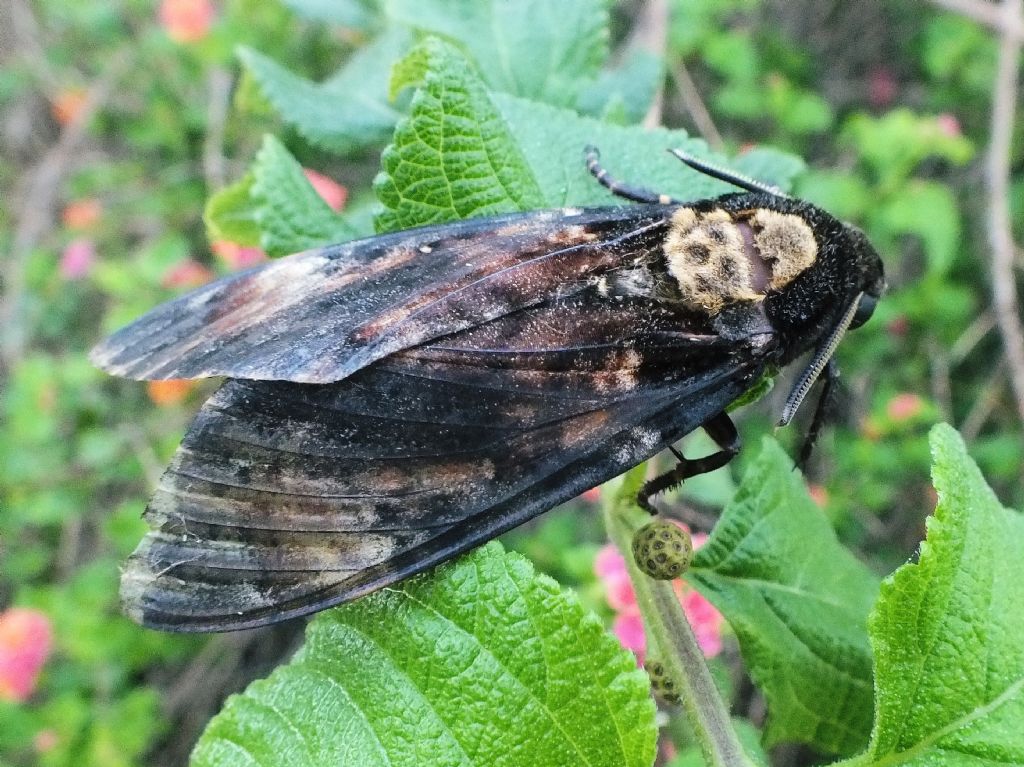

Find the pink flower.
[
  {"left": 613, "top": 613, "right": 646, "bottom": 654},
  {"left": 579, "top": 486, "right": 602, "bottom": 503},
  {"left": 59, "top": 238, "right": 96, "bottom": 279},
  {"left": 211, "top": 240, "right": 267, "bottom": 270},
  {"left": 678, "top": 586, "right": 723, "bottom": 658},
  {"left": 34, "top": 730, "right": 59, "bottom": 753},
  {"left": 303, "top": 169, "right": 348, "bottom": 212},
  {"left": 594, "top": 545, "right": 637, "bottom": 612},
  {"left": 0, "top": 608, "right": 53, "bottom": 703},
  {"left": 595, "top": 530, "right": 724, "bottom": 661},
  {"left": 159, "top": 0, "right": 214, "bottom": 43},
  {"left": 936, "top": 113, "right": 962, "bottom": 138}
]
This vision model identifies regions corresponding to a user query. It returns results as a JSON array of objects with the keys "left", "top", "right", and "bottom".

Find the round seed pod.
[
  {"left": 645, "top": 659, "right": 681, "bottom": 704},
  {"left": 631, "top": 519, "right": 693, "bottom": 580}
]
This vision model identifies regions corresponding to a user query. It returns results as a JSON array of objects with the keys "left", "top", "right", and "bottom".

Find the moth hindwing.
[{"left": 94, "top": 147, "right": 884, "bottom": 631}]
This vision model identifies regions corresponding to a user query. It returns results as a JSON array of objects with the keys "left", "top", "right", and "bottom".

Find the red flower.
[
  {"left": 0, "top": 608, "right": 53, "bottom": 703},
  {"left": 868, "top": 67, "right": 898, "bottom": 109}
]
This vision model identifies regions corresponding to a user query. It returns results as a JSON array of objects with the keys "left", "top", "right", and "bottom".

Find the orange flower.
[
  {"left": 162, "top": 259, "right": 214, "bottom": 289},
  {"left": 886, "top": 393, "right": 925, "bottom": 422},
  {"left": 62, "top": 198, "right": 102, "bottom": 230},
  {"left": 51, "top": 87, "right": 88, "bottom": 126},
  {"left": 159, "top": 0, "right": 215, "bottom": 43},
  {"left": 147, "top": 379, "right": 196, "bottom": 406},
  {"left": 211, "top": 240, "right": 267, "bottom": 270},
  {"left": 0, "top": 608, "right": 53, "bottom": 703},
  {"left": 303, "top": 169, "right": 348, "bottom": 212},
  {"left": 807, "top": 483, "right": 829, "bottom": 508}
]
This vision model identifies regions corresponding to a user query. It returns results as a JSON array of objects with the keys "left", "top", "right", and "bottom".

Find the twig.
[
  {"left": 927, "top": 335, "right": 953, "bottom": 420},
  {"left": 202, "top": 67, "right": 232, "bottom": 190},
  {"left": 603, "top": 467, "right": 754, "bottom": 767},
  {"left": 5, "top": 0, "right": 61, "bottom": 91},
  {"left": 985, "top": 0, "right": 1024, "bottom": 424},
  {"left": 928, "top": 0, "right": 1024, "bottom": 38},
  {"left": 669, "top": 61, "right": 725, "bottom": 151},
  {"left": 960, "top": 359, "right": 1006, "bottom": 441},
  {"left": 949, "top": 311, "right": 995, "bottom": 363},
  {"left": 625, "top": 0, "right": 669, "bottom": 128}
]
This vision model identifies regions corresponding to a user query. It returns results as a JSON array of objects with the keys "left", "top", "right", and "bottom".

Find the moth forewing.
[{"left": 96, "top": 149, "right": 884, "bottom": 631}]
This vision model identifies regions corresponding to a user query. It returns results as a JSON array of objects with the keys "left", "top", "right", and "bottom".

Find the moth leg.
[
  {"left": 637, "top": 413, "right": 740, "bottom": 513},
  {"left": 585, "top": 145, "right": 681, "bottom": 205},
  {"left": 797, "top": 358, "right": 838, "bottom": 470}
]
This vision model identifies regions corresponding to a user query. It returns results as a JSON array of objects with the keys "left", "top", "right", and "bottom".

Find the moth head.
[
  {"left": 841, "top": 223, "right": 886, "bottom": 328},
  {"left": 665, "top": 148, "right": 885, "bottom": 339},
  {"left": 774, "top": 218, "right": 885, "bottom": 426}
]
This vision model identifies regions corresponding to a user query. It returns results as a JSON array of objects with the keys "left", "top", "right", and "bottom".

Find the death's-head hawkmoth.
[{"left": 92, "top": 147, "right": 884, "bottom": 632}]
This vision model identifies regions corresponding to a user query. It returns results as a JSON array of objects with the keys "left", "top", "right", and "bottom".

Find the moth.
[{"left": 92, "top": 147, "right": 884, "bottom": 632}]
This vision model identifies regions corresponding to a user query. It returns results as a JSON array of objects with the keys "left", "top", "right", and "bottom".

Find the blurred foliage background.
[{"left": 0, "top": 0, "right": 1021, "bottom": 765}]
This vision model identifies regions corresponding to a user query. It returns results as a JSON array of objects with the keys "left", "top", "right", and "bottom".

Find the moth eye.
[{"left": 851, "top": 293, "right": 877, "bottom": 329}]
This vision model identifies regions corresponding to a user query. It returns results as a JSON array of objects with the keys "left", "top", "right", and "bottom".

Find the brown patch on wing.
[{"left": 90, "top": 207, "right": 670, "bottom": 384}]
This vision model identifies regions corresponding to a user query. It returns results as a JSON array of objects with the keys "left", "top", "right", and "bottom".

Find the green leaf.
[
  {"left": 203, "top": 174, "right": 261, "bottom": 247},
  {"left": 374, "top": 38, "right": 545, "bottom": 230},
  {"left": 190, "top": 543, "right": 656, "bottom": 767},
  {"left": 576, "top": 50, "right": 664, "bottom": 125},
  {"left": 838, "top": 424, "right": 1024, "bottom": 767},
  {"left": 688, "top": 438, "right": 880, "bottom": 756},
  {"left": 794, "top": 170, "right": 872, "bottom": 221},
  {"left": 281, "top": 0, "right": 381, "bottom": 30},
  {"left": 384, "top": 0, "right": 608, "bottom": 106},
  {"left": 732, "top": 147, "right": 805, "bottom": 192},
  {"left": 250, "top": 135, "right": 360, "bottom": 255},
  {"left": 869, "top": 180, "right": 960, "bottom": 276},
  {"left": 377, "top": 39, "right": 803, "bottom": 230},
  {"left": 237, "top": 28, "right": 409, "bottom": 155},
  {"left": 841, "top": 110, "right": 974, "bottom": 188}
]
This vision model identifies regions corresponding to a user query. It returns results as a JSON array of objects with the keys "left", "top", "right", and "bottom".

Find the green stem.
[{"left": 603, "top": 466, "right": 754, "bottom": 767}]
